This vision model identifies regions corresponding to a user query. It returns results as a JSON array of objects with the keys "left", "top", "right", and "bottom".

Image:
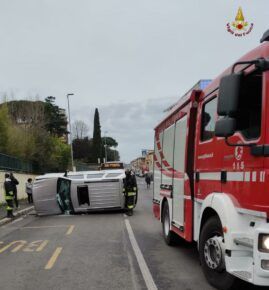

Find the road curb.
[{"left": 0, "top": 206, "right": 34, "bottom": 226}]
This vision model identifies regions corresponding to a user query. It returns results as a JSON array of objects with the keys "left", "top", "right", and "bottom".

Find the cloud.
[
  {"left": 72, "top": 96, "right": 178, "bottom": 162},
  {"left": 1, "top": 0, "right": 268, "bottom": 163}
]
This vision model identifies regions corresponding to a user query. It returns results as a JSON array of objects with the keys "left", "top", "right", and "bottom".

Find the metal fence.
[
  {"left": 75, "top": 162, "right": 99, "bottom": 171},
  {"left": 0, "top": 153, "right": 33, "bottom": 173}
]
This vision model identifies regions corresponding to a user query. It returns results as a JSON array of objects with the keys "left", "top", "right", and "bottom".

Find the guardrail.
[
  {"left": 0, "top": 153, "right": 33, "bottom": 173},
  {"left": 75, "top": 162, "right": 99, "bottom": 171}
]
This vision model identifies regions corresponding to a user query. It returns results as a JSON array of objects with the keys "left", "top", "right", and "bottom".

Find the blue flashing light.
[{"left": 199, "top": 79, "right": 212, "bottom": 90}]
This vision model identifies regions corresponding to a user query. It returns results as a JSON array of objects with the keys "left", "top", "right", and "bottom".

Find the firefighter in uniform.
[
  {"left": 4, "top": 173, "right": 15, "bottom": 218},
  {"left": 123, "top": 169, "right": 137, "bottom": 216}
]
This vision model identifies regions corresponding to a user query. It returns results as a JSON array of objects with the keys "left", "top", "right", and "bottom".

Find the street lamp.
[{"left": 67, "top": 93, "right": 75, "bottom": 171}]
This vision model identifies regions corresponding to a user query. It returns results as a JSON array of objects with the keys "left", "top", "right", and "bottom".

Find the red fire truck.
[{"left": 153, "top": 30, "right": 269, "bottom": 289}]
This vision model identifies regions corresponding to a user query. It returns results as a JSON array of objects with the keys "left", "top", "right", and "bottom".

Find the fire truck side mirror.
[
  {"left": 215, "top": 117, "right": 236, "bottom": 138},
  {"left": 217, "top": 74, "right": 242, "bottom": 117}
]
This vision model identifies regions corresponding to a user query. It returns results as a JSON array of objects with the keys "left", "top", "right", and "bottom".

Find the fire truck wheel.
[
  {"left": 199, "top": 216, "right": 236, "bottom": 290},
  {"left": 162, "top": 201, "right": 176, "bottom": 246}
]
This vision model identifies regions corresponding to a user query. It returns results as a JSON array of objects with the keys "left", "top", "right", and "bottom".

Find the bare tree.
[{"left": 72, "top": 120, "right": 89, "bottom": 139}]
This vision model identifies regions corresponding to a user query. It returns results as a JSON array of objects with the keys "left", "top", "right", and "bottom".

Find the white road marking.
[
  {"left": 66, "top": 225, "right": 75, "bottom": 235},
  {"left": 21, "top": 225, "right": 70, "bottom": 229},
  {"left": 124, "top": 219, "right": 158, "bottom": 290},
  {"left": 126, "top": 247, "right": 140, "bottom": 290},
  {"left": 10, "top": 217, "right": 23, "bottom": 224},
  {"left": 15, "top": 206, "right": 34, "bottom": 216}
]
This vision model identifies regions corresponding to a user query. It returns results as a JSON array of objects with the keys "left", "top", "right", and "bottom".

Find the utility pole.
[{"left": 67, "top": 93, "right": 75, "bottom": 171}]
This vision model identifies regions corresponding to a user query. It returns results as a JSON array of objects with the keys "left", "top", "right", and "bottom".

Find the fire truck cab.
[{"left": 153, "top": 30, "right": 269, "bottom": 289}]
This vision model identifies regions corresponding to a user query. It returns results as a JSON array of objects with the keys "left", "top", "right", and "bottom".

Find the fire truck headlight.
[
  {"left": 261, "top": 260, "right": 269, "bottom": 270},
  {"left": 258, "top": 234, "right": 269, "bottom": 252}
]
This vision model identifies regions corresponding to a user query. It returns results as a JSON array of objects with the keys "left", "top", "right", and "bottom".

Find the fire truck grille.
[{"left": 88, "top": 180, "right": 122, "bottom": 209}]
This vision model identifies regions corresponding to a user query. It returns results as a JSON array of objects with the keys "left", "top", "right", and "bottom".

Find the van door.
[{"left": 172, "top": 115, "right": 187, "bottom": 227}]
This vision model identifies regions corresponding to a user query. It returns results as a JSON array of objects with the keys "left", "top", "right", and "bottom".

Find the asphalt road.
[{"left": 0, "top": 179, "right": 265, "bottom": 290}]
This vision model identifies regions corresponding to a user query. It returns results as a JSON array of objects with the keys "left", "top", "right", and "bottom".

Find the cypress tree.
[{"left": 92, "top": 108, "right": 102, "bottom": 163}]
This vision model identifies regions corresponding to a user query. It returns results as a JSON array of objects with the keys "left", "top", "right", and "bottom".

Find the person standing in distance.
[
  {"left": 145, "top": 174, "right": 151, "bottom": 189},
  {"left": 25, "top": 178, "right": 33, "bottom": 204},
  {"left": 10, "top": 172, "right": 19, "bottom": 209}
]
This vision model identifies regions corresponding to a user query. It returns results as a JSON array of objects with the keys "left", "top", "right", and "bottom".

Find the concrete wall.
[{"left": 0, "top": 171, "right": 37, "bottom": 203}]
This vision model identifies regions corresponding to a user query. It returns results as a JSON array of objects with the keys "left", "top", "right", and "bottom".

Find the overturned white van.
[{"left": 33, "top": 170, "right": 126, "bottom": 215}]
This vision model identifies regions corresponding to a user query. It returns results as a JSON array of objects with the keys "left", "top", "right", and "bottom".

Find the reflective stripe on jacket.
[
  {"left": 5, "top": 193, "right": 14, "bottom": 200},
  {"left": 6, "top": 205, "right": 13, "bottom": 211}
]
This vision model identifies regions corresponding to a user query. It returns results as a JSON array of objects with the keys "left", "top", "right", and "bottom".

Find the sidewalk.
[{"left": 0, "top": 199, "right": 33, "bottom": 220}]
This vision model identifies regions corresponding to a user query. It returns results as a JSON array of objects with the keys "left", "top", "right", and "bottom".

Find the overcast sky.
[{"left": 0, "top": 0, "right": 268, "bottom": 162}]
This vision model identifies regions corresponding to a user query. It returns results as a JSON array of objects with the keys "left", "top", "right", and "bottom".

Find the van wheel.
[
  {"left": 199, "top": 216, "right": 236, "bottom": 290},
  {"left": 162, "top": 201, "right": 176, "bottom": 245}
]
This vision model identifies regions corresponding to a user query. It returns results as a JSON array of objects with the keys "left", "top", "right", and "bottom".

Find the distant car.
[{"left": 100, "top": 162, "right": 124, "bottom": 170}]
